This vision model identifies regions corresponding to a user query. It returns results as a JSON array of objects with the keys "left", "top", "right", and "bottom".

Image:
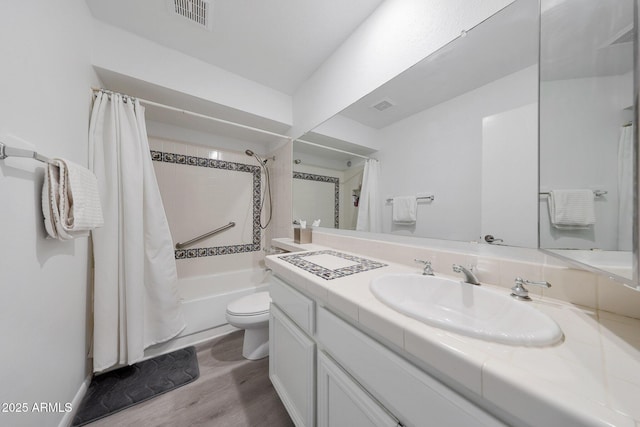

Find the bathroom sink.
[{"left": 370, "top": 274, "right": 563, "bottom": 346}]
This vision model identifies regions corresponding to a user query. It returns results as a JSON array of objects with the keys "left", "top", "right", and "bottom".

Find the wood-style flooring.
[{"left": 88, "top": 331, "right": 294, "bottom": 427}]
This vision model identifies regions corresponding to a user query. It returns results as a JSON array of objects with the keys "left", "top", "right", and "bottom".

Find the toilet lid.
[{"left": 227, "top": 291, "right": 271, "bottom": 316}]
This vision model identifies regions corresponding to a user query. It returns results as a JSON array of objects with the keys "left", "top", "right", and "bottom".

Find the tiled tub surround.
[
  {"left": 292, "top": 171, "right": 340, "bottom": 228},
  {"left": 149, "top": 137, "right": 268, "bottom": 278},
  {"left": 266, "top": 243, "right": 640, "bottom": 426},
  {"left": 151, "top": 149, "right": 261, "bottom": 259}
]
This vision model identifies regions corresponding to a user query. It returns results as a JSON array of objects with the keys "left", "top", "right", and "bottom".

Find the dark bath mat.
[{"left": 72, "top": 346, "right": 199, "bottom": 426}]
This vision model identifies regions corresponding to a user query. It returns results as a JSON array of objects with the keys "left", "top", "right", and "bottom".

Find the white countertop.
[{"left": 265, "top": 245, "right": 640, "bottom": 427}]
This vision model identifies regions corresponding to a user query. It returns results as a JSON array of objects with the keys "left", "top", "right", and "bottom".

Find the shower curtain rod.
[
  {"left": 91, "top": 87, "right": 292, "bottom": 140},
  {"left": 295, "top": 139, "right": 374, "bottom": 160}
]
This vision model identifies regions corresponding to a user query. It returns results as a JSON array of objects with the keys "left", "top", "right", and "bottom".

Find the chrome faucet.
[
  {"left": 510, "top": 277, "right": 551, "bottom": 301},
  {"left": 452, "top": 264, "right": 480, "bottom": 285},
  {"left": 414, "top": 259, "right": 434, "bottom": 276}
]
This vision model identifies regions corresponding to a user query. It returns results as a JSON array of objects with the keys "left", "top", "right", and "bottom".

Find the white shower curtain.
[
  {"left": 356, "top": 159, "right": 382, "bottom": 232},
  {"left": 618, "top": 124, "right": 634, "bottom": 251},
  {"left": 89, "top": 92, "right": 185, "bottom": 372}
]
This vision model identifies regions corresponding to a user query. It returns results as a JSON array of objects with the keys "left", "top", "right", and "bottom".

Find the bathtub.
[
  {"left": 177, "top": 268, "right": 270, "bottom": 336},
  {"left": 144, "top": 268, "right": 269, "bottom": 359},
  {"left": 549, "top": 249, "right": 633, "bottom": 279}
]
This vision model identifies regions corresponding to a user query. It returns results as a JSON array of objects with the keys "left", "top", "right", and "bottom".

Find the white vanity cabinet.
[
  {"left": 317, "top": 351, "right": 400, "bottom": 427},
  {"left": 269, "top": 303, "right": 315, "bottom": 427},
  {"left": 269, "top": 275, "right": 505, "bottom": 427}
]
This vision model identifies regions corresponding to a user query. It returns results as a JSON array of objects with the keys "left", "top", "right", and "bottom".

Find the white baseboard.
[{"left": 58, "top": 374, "right": 91, "bottom": 427}]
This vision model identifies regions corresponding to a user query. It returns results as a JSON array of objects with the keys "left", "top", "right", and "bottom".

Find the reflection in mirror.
[
  {"left": 292, "top": 137, "right": 373, "bottom": 230},
  {"left": 293, "top": 0, "right": 539, "bottom": 246},
  {"left": 539, "top": 0, "right": 636, "bottom": 282}
]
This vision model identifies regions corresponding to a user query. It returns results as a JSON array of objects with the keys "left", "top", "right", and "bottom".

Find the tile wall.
[
  {"left": 149, "top": 137, "right": 266, "bottom": 278},
  {"left": 266, "top": 140, "right": 293, "bottom": 245},
  {"left": 312, "top": 231, "right": 640, "bottom": 320}
]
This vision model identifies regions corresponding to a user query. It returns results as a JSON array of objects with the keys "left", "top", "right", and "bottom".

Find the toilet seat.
[{"left": 226, "top": 291, "right": 271, "bottom": 317}]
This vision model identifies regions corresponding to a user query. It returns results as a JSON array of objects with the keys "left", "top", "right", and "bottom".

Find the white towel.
[
  {"left": 42, "top": 158, "right": 104, "bottom": 240},
  {"left": 548, "top": 189, "right": 595, "bottom": 229},
  {"left": 392, "top": 196, "right": 417, "bottom": 224}
]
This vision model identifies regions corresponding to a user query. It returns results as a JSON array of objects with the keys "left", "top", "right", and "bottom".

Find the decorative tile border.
[
  {"left": 151, "top": 150, "right": 262, "bottom": 259},
  {"left": 293, "top": 171, "right": 339, "bottom": 228},
  {"left": 279, "top": 250, "right": 387, "bottom": 280}
]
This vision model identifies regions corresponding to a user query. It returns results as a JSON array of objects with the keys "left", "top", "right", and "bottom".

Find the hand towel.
[
  {"left": 392, "top": 196, "right": 417, "bottom": 224},
  {"left": 42, "top": 158, "right": 104, "bottom": 240},
  {"left": 548, "top": 189, "right": 595, "bottom": 229}
]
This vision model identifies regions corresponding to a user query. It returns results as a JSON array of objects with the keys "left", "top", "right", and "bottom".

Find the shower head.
[{"left": 244, "top": 149, "right": 274, "bottom": 165}]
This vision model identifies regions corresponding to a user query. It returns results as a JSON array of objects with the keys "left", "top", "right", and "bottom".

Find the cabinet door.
[
  {"left": 269, "top": 304, "right": 315, "bottom": 427},
  {"left": 318, "top": 352, "right": 399, "bottom": 427}
]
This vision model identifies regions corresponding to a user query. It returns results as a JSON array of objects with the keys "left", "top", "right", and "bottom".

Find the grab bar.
[{"left": 175, "top": 221, "right": 235, "bottom": 249}]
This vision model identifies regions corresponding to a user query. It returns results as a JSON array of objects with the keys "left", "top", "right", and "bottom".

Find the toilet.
[{"left": 225, "top": 291, "right": 271, "bottom": 360}]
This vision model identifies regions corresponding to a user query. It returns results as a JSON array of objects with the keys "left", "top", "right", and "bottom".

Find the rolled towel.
[
  {"left": 392, "top": 196, "right": 417, "bottom": 224},
  {"left": 42, "top": 158, "right": 104, "bottom": 240},
  {"left": 548, "top": 189, "right": 595, "bottom": 229}
]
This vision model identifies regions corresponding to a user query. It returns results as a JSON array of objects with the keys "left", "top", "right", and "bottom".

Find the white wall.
[
  {"left": 377, "top": 65, "right": 538, "bottom": 242},
  {"left": 312, "top": 115, "right": 382, "bottom": 151},
  {"left": 539, "top": 73, "right": 633, "bottom": 250},
  {"left": 292, "top": 0, "right": 516, "bottom": 138},
  {"left": 0, "top": 1, "right": 100, "bottom": 426},
  {"left": 92, "top": 21, "right": 292, "bottom": 126}
]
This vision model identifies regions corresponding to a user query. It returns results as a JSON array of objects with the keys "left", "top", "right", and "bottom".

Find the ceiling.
[
  {"left": 87, "top": 0, "right": 634, "bottom": 160},
  {"left": 339, "top": 0, "right": 539, "bottom": 129},
  {"left": 85, "top": 0, "right": 385, "bottom": 95},
  {"left": 336, "top": 0, "right": 633, "bottom": 131},
  {"left": 540, "top": 0, "right": 634, "bottom": 81}
]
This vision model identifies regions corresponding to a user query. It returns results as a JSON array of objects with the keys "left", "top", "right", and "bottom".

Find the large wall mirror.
[
  {"left": 539, "top": 0, "right": 638, "bottom": 286},
  {"left": 293, "top": 0, "right": 540, "bottom": 245}
]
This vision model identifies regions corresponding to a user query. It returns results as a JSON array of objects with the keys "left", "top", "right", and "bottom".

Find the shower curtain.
[
  {"left": 618, "top": 124, "right": 633, "bottom": 251},
  {"left": 356, "top": 159, "right": 382, "bottom": 232},
  {"left": 89, "top": 92, "right": 185, "bottom": 372}
]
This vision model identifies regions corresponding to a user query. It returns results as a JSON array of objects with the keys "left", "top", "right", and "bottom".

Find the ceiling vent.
[
  {"left": 371, "top": 98, "right": 396, "bottom": 112},
  {"left": 167, "top": 0, "right": 212, "bottom": 31}
]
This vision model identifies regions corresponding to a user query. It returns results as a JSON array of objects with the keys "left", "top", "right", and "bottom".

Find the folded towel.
[
  {"left": 392, "top": 196, "right": 417, "bottom": 224},
  {"left": 548, "top": 189, "right": 595, "bottom": 229},
  {"left": 42, "top": 158, "right": 104, "bottom": 240}
]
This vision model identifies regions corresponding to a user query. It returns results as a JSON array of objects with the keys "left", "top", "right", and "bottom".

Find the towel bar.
[
  {"left": 539, "top": 190, "right": 607, "bottom": 198},
  {"left": 0, "top": 141, "right": 51, "bottom": 163},
  {"left": 386, "top": 195, "right": 435, "bottom": 203}
]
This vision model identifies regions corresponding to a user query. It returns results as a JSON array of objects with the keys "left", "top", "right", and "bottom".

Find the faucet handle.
[
  {"left": 414, "top": 259, "right": 434, "bottom": 275},
  {"left": 511, "top": 277, "right": 551, "bottom": 301}
]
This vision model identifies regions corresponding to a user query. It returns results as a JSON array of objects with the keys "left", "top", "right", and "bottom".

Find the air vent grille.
[
  {"left": 169, "top": 0, "right": 212, "bottom": 30},
  {"left": 371, "top": 98, "right": 396, "bottom": 112}
]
